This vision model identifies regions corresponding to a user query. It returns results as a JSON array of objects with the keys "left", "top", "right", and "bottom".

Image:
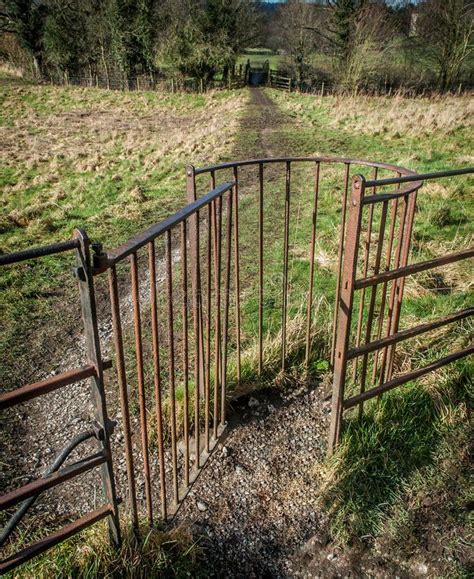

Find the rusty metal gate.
[
  {"left": 328, "top": 168, "right": 474, "bottom": 454},
  {"left": 1, "top": 159, "right": 472, "bottom": 573},
  {"left": 0, "top": 232, "right": 120, "bottom": 573}
]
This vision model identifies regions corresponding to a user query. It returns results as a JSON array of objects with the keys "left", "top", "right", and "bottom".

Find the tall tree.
[
  {"left": 416, "top": 0, "right": 474, "bottom": 90},
  {"left": 0, "top": 0, "right": 48, "bottom": 77},
  {"left": 277, "top": 0, "right": 322, "bottom": 83}
]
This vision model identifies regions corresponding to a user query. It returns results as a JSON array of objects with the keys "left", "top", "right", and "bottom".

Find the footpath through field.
[{"left": 175, "top": 89, "right": 335, "bottom": 577}]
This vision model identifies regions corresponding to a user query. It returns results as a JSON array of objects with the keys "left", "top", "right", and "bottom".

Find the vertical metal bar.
[
  {"left": 232, "top": 166, "right": 242, "bottom": 384},
  {"left": 281, "top": 161, "right": 291, "bottom": 371},
  {"left": 221, "top": 189, "right": 233, "bottom": 425},
  {"left": 386, "top": 190, "right": 418, "bottom": 380},
  {"left": 188, "top": 166, "right": 202, "bottom": 466},
  {"left": 211, "top": 171, "right": 220, "bottom": 439},
  {"left": 205, "top": 204, "right": 211, "bottom": 453},
  {"left": 192, "top": 210, "right": 202, "bottom": 468},
  {"left": 258, "top": 162, "right": 264, "bottom": 375},
  {"left": 130, "top": 252, "right": 153, "bottom": 524},
  {"left": 328, "top": 175, "right": 365, "bottom": 455},
  {"left": 378, "top": 191, "right": 410, "bottom": 383},
  {"left": 165, "top": 230, "right": 179, "bottom": 506},
  {"left": 148, "top": 241, "right": 167, "bottom": 519},
  {"left": 212, "top": 194, "right": 222, "bottom": 438},
  {"left": 107, "top": 265, "right": 138, "bottom": 528},
  {"left": 372, "top": 185, "right": 399, "bottom": 383},
  {"left": 180, "top": 223, "right": 190, "bottom": 487},
  {"left": 352, "top": 167, "right": 377, "bottom": 382},
  {"left": 74, "top": 230, "right": 121, "bottom": 546},
  {"left": 357, "top": 199, "right": 389, "bottom": 417},
  {"left": 305, "top": 162, "right": 320, "bottom": 366},
  {"left": 331, "top": 162, "right": 351, "bottom": 366}
]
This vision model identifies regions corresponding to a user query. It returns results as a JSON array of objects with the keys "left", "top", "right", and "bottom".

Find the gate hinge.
[{"left": 91, "top": 242, "right": 109, "bottom": 274}]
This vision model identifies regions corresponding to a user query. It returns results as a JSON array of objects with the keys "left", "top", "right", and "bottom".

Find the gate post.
[
  {"left": 328, "top": 176, "right": 365, "bottom": 455},
  {"left": 74, "top": 229, "right": 121, "bottom": 546}
]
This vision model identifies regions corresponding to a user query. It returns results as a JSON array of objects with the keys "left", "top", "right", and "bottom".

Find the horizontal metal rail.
[
  {"left": 193, "top": 156, "right": 419, "bottom": 180},
  {"left": 0, "top": 451, "right": 107, "bottom": 511},
  {"left": 0, "top": 361, "right": 112, "bottom": 410},
  {"left": 0, "top": 504, "right": 113, "bottom": 574},
  {"left": 347, "top": 308, "right": 474, "bottom": 360},
  {"left": 0, "top": 239, "right": 80, "bottom": 266},
  {"left": 355, "top": 246, "right": 474, "bottom": 290},
  {"left": 362, "top": 189, "right": 422, "bottom": 205},
  {"left": 364, "top": 166, "right": 474, "bottom": 188},
  {"left": 105, "top": 181, "right": 234, "bottom": 266},
  {"left": 343, "top": 345, "right": 474, "bottom": 410},
  {"left": 0, "top": 430, "right": 97, "bottom": 548}
]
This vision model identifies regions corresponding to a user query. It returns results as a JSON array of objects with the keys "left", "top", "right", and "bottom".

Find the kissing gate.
[{"left": 1, "top": 158, "right": 472, "bottom": 572}]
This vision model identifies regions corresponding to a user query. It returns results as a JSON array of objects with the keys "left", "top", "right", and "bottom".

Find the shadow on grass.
[{"left": 322, "top": 362, "right": 471, "bottom": 544}]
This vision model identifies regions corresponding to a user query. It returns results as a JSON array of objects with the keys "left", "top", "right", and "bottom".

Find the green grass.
[
  {"left": 0, "top": 76, "right": 248, "bottom": 385},
  {"left": 3, "top": 518, "right": 205, "bottom": 578},
  {"left": 237, "top": 50, "right": 283, "bottom": 70},
  {"left": 1, "top": 78, "right": 473, "bottom": 574},
  {"left": 261, "top": 88, "right": 473, "bottom": 571}
]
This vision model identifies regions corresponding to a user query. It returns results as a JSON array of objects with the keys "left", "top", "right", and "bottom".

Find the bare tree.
[
  {"left": 277, "top": 0, "right": 322, "bottom": 83},
  {"left": 416, "top": 0, "right": 474, "bottom": 90}
]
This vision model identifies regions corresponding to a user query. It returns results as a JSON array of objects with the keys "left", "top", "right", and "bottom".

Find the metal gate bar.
[
  {"left": 328, "top": 168, "right": 474, "bottom": 454},
  {"left": 0, "top": 233, "right": 121, "bottom": 572}
]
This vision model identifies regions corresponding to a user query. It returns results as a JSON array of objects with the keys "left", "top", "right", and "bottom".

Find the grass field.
[
  {"left": 237, "top": 49, "right": 283, "bottom": 70},
  {"left": 1, "top": 76, "right": 473, "bottom": 575},
  {"left": 0, "top": 74, "right": 248, "bottom": 385}
]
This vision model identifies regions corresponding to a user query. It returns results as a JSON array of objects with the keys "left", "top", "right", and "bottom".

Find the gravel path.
[{"left": 176, "top": 384, "right": 331, "bottom": 577}]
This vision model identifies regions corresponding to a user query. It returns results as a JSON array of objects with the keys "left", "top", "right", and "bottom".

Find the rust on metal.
[
  {"left": 221, "top": 189, "right": 233, "bottom": 425},
  {"left": 328, "top": 175, "right": 365, "bottom": 454},
  {"left": 130, "top": 251, "right": 153, "bottom": 524},
  {"left": 0, "top": 451, "right": 107, "bottom": 511},
  {"left": 357, "top": 199, "right": 389, "bottom": 416},
  {"left": 148, "top": 240, "right": 168, "bottom": 519},
  {"left": 352, "top": 167, "right": 377, "bottom": 384},
  {"left": 331, "top": 162, "right": 351, "bottom": 366},
  {"left": 355, "top": 246, "right": 474, "bottom": 290},
  {"left": 281, "top": 161, "right": 291, "bottom": 371},
  {"left": 165, "top": 230, "right": 179, "bottom": 505},
  {"left": 108, "top": 265, "right": 139, "bottom": 529},
  {"left": 0, "top": 504, "right": 113, "bottom": 574},
  {"left": 305, "top": 161, "right": 321, "bottom": 367},
  {"left": 348, "top": 307, "right": 474, "bottom": 360},
  {"left": 181, "top": 222, "right": 191, "bottom": 486},
  {"left": 74, "top": 229, "right": 121, "bottom": 546},
  {"left": 0, "top": 364, "right": 107, "bottom": 410},
  {"left": 258, "top": 162, "right": 264, "bottom": 374},
  {"left": 233, "top": 166, "right": 242, "bottom": 384},
  {"left": 343, "top": 345, "right": 474, "bottom": 409}
]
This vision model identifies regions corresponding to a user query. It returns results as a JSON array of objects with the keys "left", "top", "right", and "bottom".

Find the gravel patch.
[{"left": 175, "top": 384, "right": 332, "bottom": 577}]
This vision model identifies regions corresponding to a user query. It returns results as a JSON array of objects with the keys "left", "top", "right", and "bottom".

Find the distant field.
[{"left": 237, "top": 49, "right": 283, "bottom": 70}]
